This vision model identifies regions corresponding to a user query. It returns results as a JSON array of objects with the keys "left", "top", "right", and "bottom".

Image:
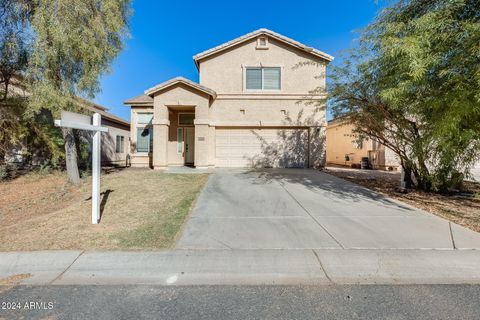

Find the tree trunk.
[
  {"left": 62, "top": 127, "right": 80, "bottom": 185},
  {"left": 401, "top": 165, "right": 413, "bottom": 189}
]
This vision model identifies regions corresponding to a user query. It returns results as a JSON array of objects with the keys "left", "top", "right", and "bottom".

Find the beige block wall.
[{"left": 199, "top": 37, "right": 326, "bottom": 94}]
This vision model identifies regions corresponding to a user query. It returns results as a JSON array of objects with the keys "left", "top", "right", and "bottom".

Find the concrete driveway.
[{"left": 177, "top": 169, "right": 480, "bottom": 250}]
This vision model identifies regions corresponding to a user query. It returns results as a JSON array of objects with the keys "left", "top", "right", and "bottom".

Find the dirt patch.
[
  {"left": 0, "top": 169, "right": 209, "bottom": 251},
  {"left": 0, "top": 172, "right": 84, "bottom": 227},
  {"left": 324, "top": 167, "right": 480, "bottom": 233}
]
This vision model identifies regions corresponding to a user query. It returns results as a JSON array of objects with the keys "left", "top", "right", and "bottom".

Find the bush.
[
  {"left": 0, "top": 163, "right": 18, "bottom": 181},
  {"left": 0, "top": 165, "right": 7, "bottom": 181},
  {"left": 38, "top": 163, "right": 53, "bottom": 175}
]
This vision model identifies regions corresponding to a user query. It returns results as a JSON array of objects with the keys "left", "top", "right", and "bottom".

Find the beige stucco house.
[
  {"left": 326, "top": 117, "right": 400, "bottom": 170},
  {"left": 124, "top": 29, "right": 333, "bottom": 169}
]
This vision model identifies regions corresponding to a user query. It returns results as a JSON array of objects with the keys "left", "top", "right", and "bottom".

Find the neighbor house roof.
[
  {"left": 193, "top": 28, "right": 334, "bottom": 68},
  {"left": 123, "top": 94, "right": 154, "bottom": 106},
  {"left": 143, "top": 76, "right": 216, "bottom": 99},
  {"left": 78, "top": 98, "right": 130, "bottom": 127}
]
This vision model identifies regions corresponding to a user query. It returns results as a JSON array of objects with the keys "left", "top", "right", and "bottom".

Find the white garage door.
[{"left": 215, "top": 128, "right": 308, "bottom": 168}]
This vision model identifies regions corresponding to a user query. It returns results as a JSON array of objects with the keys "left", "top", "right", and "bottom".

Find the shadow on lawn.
[{"left": 85, "top": 189, "right": 114, "bottom": 221}]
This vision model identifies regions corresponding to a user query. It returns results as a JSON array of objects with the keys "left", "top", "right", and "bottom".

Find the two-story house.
[{"left": 124, "top": 29, "right": 333, "bottom": 169}]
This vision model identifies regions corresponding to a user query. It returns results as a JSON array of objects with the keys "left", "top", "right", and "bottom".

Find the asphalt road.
[{"left": 1, "top": 285, "right": 479, "bottom": 320}]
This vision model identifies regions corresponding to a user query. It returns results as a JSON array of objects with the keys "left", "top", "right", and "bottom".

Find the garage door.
[{"left": 215, "top": 128, "right": 308, "bottom": 168}]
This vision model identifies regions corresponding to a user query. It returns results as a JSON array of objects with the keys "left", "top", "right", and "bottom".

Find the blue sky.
[{"left": 94, "top": 0, "right": 386, "bottom": 121}]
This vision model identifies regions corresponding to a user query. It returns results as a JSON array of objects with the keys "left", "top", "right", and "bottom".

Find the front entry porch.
[
  {"left": 167, "top": 107, "right": 196, "bottom": 167},
  {"left": 138, "top": 77, "right": 216, "bottom": 170}
]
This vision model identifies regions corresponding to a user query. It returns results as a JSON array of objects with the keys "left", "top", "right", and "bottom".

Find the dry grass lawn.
[
  {"left": 0, "top": 169, "right": 209, "bottom": 251},
  {"left": 325, "top": 166, "right": 480, "bottom": 233}
]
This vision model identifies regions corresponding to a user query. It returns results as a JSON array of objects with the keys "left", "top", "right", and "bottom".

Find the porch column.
[
  {"left": 152, "top": 104, "right": 169, "bottom": 169},
  {"left": 194, "top": 120, "right": 210, "bottom": 168}
]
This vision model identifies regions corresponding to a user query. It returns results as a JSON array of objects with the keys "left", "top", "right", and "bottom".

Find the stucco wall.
[
  {"left": 199, "top": 37, "right": 326, "bottom": 94},
  {"left": 326, "top": 120, "right": 370, "bottom": 166},
  {"left": 100, "top": 119, "right": 130, "bottom": 165},
  {"left": 326, "top": 119, "right": 401, "bottom": 170},
  {"left": 151, "top": 84, "right": 212, "bottom": 168}
]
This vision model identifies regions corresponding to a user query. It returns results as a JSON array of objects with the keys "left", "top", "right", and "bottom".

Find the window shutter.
[
  {"left": 246, "top": 68, "right": 262, "bottom": 90},
  {"left": 263, "top": 68, "right": 281, "bottom": 90}
]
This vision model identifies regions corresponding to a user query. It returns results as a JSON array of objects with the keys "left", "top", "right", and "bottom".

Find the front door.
[{"left": 185, "top": 127, "right": 195, "bottom": 165}]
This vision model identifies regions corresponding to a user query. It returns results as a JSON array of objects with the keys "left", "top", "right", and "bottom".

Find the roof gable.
[
  {"left": 143, "top": 77, "right": 216, "bottom": 99},
  {"left": 193, "top": 28, "right": 334, "bottom": 68}
]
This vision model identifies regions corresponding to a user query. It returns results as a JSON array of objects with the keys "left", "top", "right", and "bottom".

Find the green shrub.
[
  {"left": 0, "top": 163, "right": 18, "bottom": 181},
  {"left": 0, "top": 165, "right": 8, "bottom": 181}
]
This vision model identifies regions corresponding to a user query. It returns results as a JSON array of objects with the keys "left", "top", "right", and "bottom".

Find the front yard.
[
  {"left": 325, "top": 166, "right": 480, "bottom": 233},
  {"left": 0, "top": 169, "right": 209, "bottom": 251}
]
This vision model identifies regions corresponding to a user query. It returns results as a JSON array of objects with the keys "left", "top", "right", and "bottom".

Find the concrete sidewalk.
[{"left": 2, "top": 249, "right": 480, "bottom": 286}]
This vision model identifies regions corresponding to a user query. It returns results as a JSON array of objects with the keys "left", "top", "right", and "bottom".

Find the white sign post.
[{"left": 55, "top": 111, "right": 108, "bottom": 224}]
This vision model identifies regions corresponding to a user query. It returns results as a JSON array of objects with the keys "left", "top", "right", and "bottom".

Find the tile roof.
[
  {"left": 123, "top": 94, "right": 154, "bottom": 105},
  {"left": 143, "top": 76, "right": 216, "bottom": 98},
  {"left": 193, "top": 28, "right": 334, "bottom": 68}
]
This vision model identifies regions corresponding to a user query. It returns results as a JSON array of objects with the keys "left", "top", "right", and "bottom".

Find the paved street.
[
  {"left": 177, "top": 169, "right": 480, "bottom": 250},
  {"left": 1, "top": 285, "right": 480, "bottom": 320}
]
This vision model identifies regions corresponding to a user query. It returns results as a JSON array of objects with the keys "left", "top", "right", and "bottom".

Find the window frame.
[
  {"left": 177, "top": 127, "right": 184, "bottom": 154},
  {"left": 136, "top": 127, "right": 153, "bottom": 154},
  {"left": 178, "top": 112, "right": 195, "bottom": 126},
  {"left": 115, "top": 135, "right": 124, "bottom": 153},
  {"left": 244, "top": 66, "right": 282, "bottom": 92}
]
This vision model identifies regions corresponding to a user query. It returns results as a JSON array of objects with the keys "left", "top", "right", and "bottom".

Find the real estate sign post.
[{"left": 55, "top": 111, "right": 108, "bottom": 224}]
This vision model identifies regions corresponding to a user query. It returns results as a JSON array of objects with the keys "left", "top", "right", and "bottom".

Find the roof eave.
[
  {"left": 144, "top": 79, "right": 216, "bottom": 99},
  {"left": 192, "top": 29, "right": 334, "bottom": 67}
]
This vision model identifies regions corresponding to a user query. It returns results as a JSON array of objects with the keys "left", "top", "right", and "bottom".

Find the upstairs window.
[{"left": 245, "top": 67, "right": 281, "bottom": 90}]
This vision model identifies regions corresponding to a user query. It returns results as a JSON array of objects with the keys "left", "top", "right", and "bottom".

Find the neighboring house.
[
  {"left": 83, "top": 102, "right": 131, "bottom": 166},
  {"left": 2, "top": 76, "right": 130, "bottom": 166},
  {"left": 124, "top": 28, "right": 333, "bottom": 169},
  {"left": 326, "top": 117, "right": 400, "bottom": 170}
]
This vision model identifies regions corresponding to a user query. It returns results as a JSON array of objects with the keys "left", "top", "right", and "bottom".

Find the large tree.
[
  {"left": 0, "top": 0, "right": 130, "bottom": 184},
  {"left": 329, "top": 0, "right": 480, "bottom": 191}
]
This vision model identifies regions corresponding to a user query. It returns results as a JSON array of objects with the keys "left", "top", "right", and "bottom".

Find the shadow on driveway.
[{"left": 244, "top": 168, "right": 413, "bottom": 211}]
